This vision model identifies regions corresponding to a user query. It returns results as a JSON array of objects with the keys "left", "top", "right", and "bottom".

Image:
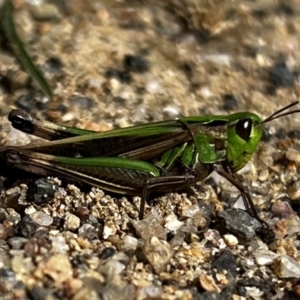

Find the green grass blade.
[{"left": 1, "top": 0, "right": 53, "bottom": 98}]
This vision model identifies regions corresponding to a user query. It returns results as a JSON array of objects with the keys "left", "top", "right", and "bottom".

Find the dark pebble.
[
  {"left": 192, "top": 291, "right": 224, "bottom": 300},
  {"left": 71, "top": 96, "right": 95, "bottom": 109},
  {"left": 212, "top": 250, "right": 237, "bottom": 277},
  {"left": 123, "top": 54, "right": 150, "bottom": 73},
  {"left": 252, "top": 9, "right": 268, "bottom": 19},
  {"left": 274, "top": 127, "right": 287, "bottom": 139},
  {"left": 261, "top": 127, "right": 272, "bottom": 142},
  {"left": 112, "top": 96, "right": 127, "bottom": 106},
  {"left": 237, "top": 278, "right": 272, "bottom": 298},
  {"left": 192, "top": 28, "right": 211, "bottom": 43},
  {"left": 269, "top": 62, "right": 295, "bottom": 87},
  {"left": 14, "top": 94, "right": 34, "bottom": 110},
  {"left": 0, "top": 268, "right": 16, "bottom": 292},
  {"left": 27, "top": 178, "right": 58, "bottom": 205},
  {"left": 217, "top": 209, "right": 261, "bottom": 241},
  {"left": 262, "top": 126, "right": 288, "bottom": 142},
  {"left": 0, "top": 209, "right": 9, "bottom": 223},
  {"left": 15, "top": 216, "right": 37, "bottom": 238},
  {"left": 51, "top": 216, "right": 64, "bottom": 229},
  {"left": 45, "top": 56, "right": 64, "bottom": 72},
  {"left": 119, "top": 19, "right": 146, "bottom": 31},
  {"left": 28, "top": 285, "right": 56, "bottom": 300},
  {"left": 287, "top": 129, "right": 300, "bottom": 139},
  {"left": 99, "top": 247, "right": 116, "bottom": 260},
  {"left": 221, "top": 94, "right": 238, "bottom": 111},
  {"left": 71, "top": 256, "right": 83, "bottom": 269},
  {"left": 105, "top": 68, "right": 131, "bottom": 83},
  {"left": 276, "top": 3, "right": 295, "bottom": 15}
]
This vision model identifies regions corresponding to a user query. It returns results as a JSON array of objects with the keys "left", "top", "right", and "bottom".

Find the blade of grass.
[{"left": 1, "top": 0, "right": 53, "bottom": 98}]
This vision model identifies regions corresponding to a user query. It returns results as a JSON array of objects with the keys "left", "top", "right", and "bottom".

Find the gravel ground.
[{"left": 1, "top": 0, "right": 300, "bottom": 299}]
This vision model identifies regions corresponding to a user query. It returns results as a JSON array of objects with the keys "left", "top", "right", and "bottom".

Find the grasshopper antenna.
[{"left": 263, "top": 101, "right": 300, "bottom": 124}]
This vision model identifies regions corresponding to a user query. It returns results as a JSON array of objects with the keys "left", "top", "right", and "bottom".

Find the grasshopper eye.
[{"left": 235, "top": 118, "right": 252, "bottom": 141}]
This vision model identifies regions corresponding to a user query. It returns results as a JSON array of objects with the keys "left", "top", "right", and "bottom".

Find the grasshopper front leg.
[{"left": 215, "top": 164, "right": 269, "bottom": 229}]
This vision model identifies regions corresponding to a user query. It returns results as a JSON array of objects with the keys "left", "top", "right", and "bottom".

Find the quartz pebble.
[
  {"left": 164, "top": 214, "right": 183, "bottom": 232},
  {"left": 78, "top": 224, "right": 98, "bottom": 240},
  {"left": 30, "top": 211, "right": 53, "bottom": 227},
  {"left": 118, "top": 235, "right": 138, "bottom": 251},
  {"left": 8, "top": 237, "right": 28, "bottom": 250},
  {"left": 142, "top": 237, "right": 171, "bottom": 273},
  {"left": 199, "top": 274, "right": 221, "bottom": 293},
  {"left": 42, "top": 254, "right": 73, "bottom": 284},
  {"left": 223, "top": 234, "right": 238, "bottom": 247},
  {"left": 131, "top": 215, "right": 166, "bottom": 240},
  {"left": 274, "top": 255, "right": 300, "bottom": 278},
  {"left": 64, "top": 213, "right": 80, "bottom": 231},
  {"left": 102, "top": 221, "right": 117, "bottom": 239}
]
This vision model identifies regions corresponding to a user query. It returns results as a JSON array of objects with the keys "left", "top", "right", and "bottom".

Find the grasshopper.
[{"left": 1, "top": 102, "right": 299, "bottom": 226}]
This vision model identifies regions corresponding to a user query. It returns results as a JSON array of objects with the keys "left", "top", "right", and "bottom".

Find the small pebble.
[
  {"left": 217, "top": 209, "right": 261, "bottom": 241},
  {"left": 64, "top": 213, "right": 80, "bottom": 231},
  {"left": 274, "top": 255, "right": 300, "bottom": 278},
  {"left": 100, "top": 247, "right": 116, "bottom": 260},
  {"left": 222, "top": 94, "right": 238, "bottom": 110},
  {"left": 102, "top": 221, "right": 117, "bottom": 239},
  {"left": 0, "top": 268, "right": 17, "bottom": 292},
  {"left": 98, "top": 252, "right": 128, "bottom": 279},
  {"left": 49, "top": 236, "right": 69, "bottom": 254},
  {"left": 17, "top": 216, "right": 38, "bottom": 238},
  {"left": 223, "top": 234, "right": 239, "bottom": 247},
  {"left": 269, "top": 62, "right": 295, "bottom": 87},
  {"left": 142, "top": 237, "right": 171, "bottom": 274},
  {"left": 199, "top": 274, "right": 221, "bottom": 293},
  {"left": 162, "top": 106, "right": 180, "bottom": 118},
  {"left": 181, "top": 204, "right": 200, "bottom": 218},
  {"left": 131, "top": 215, "right": 166, "bottom": 240},
  {"left": 78, "top": 224, "right": 98, "bottom": 240},
  {"left": 30, "top": 3, "right": 61, "bottom": 21},
  {"left": 8, "top": 237, "right": 28, "bottom": 250},
  {"left": 118, "top": 235, "right": 138, "bottom": 252},
  {"left": 24, "top": 239, "right": 40, "bottom": 256},
  {"left": 271, "top": 200, "right": 295, "bottom": 217},
  {"left": 42, "top": 254, "right": 73, "bottom": 284},
  {"left": 0, "top": 224, "right": 7, "bottom": 240},
  {"left": 212, "top": 250, "right": 237, "bottom": 277},
  {"left": 27, "top": 179, "right": 57, "bottom": 205},
  {"left": 45, "top": 56, "right": 63, "bottom": 72},
  {"left": 123, "top": 54, "right": 150, "bottom": 73},
  {"left": 164, "top": 214, "right": 183, "bottom": 232},
  {"left": 254, "top": 248, "right": 278, "bottom": 266},
  {"left": 30, "top": 211, "right": 53, "bottom": 227},
  {"left": 71, "top": 96, "right": 95, "bottom": 109},
  {"left": 286, "top": 148, "right": 300, "bottom": 164},
  {"left": 287, "top": 181, "right": 300, "bottom": 200}
]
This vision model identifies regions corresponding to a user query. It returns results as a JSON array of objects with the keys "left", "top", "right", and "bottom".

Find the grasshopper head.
[
  {"left": 226, "top": 112, "right": 263, "bottom": 173},
  {"left": 226, "top": 101, "right": 300, "bottom": 173}
]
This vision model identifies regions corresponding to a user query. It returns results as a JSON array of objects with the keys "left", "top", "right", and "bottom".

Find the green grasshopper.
[{"left": 1, "top": 102, "right": 299, "bottom": 227}]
